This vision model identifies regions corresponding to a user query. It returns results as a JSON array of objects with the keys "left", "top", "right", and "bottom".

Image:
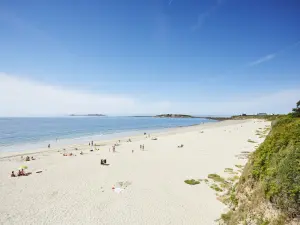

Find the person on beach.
[
  {"left": 48, "top": 144, "right": 50, "bottom": 148},
  {"left": 91, "top": 141, "right": 93, "bottom": 146},
  {"left": 11, "top": 171, "right": 16, "bottom": 177},
  {"left": 80, "top": 151, "right": 83, "bottom": 155},
  {"left": 25, "top": 156, "right": 30, "bottom": 161},
  {"left": 31, "top": 156, "right": 35, "bottom": 160},
  {"left": 18, "top": 170, "right": 25, "bottom": 176}
]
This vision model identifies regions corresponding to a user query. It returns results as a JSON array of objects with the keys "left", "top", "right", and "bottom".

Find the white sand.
[{"left": 0, "top": 119, "right": 270, "bottom": 225}]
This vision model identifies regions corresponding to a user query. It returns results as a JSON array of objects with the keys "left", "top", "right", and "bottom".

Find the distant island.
[
  {"left": 153, "top": 113, "right": 279, "bottom": 121},
  {"left": 154, "top": 114, "right": 193, "bottom": 118},
  {"left": 154, "top": 114, "right": 230, "bottom": 120},
  {"left": 69, "top": 114, "right": 106, "bottom": 117}
]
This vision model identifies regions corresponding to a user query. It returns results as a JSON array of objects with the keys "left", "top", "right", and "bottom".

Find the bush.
[
  {"left": 249, "top": 116, "right": 300, "bottom": 217},
  {"left": 184, "top": 179, "right": 200, "bottom": 185}
]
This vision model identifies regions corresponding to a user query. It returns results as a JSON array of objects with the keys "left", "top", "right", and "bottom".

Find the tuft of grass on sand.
[
  {"left": 184, "top": 179, "right": 200, "bottom": 185},
  {"left": 224, "top": 168, "right": 234, "bottom": 173},
  {"left": 247, "top": 139, "right": 257, "bottom": 143},
  {"left": 210, "top": 184, "right": 223, "bottom": 192},
  {"left": 235, "top": 164, "right": 243, "bottom": 169},
  {"left": 208, "top": 174, "right": 226, "bottom": 183}
]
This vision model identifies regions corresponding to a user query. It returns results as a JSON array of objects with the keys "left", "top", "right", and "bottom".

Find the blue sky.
[{"left": 0, "top": 0, "right": 299, "bottom": 116}]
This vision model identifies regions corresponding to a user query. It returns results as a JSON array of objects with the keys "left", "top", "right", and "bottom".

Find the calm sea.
[{"left": 0, "top": 117, "right": 215, "bottom": 153}]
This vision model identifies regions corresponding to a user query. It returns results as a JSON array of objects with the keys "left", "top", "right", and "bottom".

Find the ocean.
[{"left": 0, "top": 117, "right": 215, "bottom": 153}]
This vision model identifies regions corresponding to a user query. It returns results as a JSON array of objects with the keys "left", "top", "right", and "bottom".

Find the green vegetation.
[
  {"left": 221, "top": 211, "right": 233, "bottom": 223},
  {"left": 184, "top": 179, "right": 200, "bottom": 185},
  {"left": 247, "top": 139, "right": 257, "bottom": 143},
  {"left": 210, "top": 183, "right": 223, "bottom": 192},
  {"left": 220, "top": 101, "right": 300, "bottom": 225},
  {"left": 291, "top": 100, "right": 300, "bottom": 117},
  {"left": 231, "top": 114, "right": 283, "bottom": 121},
  {"left": 235, "top": 164, "right": 243, "bottom": 169},
  {"left": 208, "top": 173, "right": 226, "bottom": 183},
  {"left": 250, "top": 116, "right": 300, "bottom": 216},
  {"left": 256, "top": 126, "right": 271, "bottom": 138},
  {"left": 224, "top": 168, "right": 233, "bottom": 173}
]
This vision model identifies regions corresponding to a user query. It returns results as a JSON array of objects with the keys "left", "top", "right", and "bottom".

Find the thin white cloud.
[
  {"left": 192, "top": 0, "right": 224, "bottom": 31},
  {"left": 248, "top": 40, "right": 300, "bottom": 67},
  {"left": 0, "top": 73, "right": 171, "bottom": 116},
  {"left": 248, "top": 54, "right": 276, "bottom": 66}
]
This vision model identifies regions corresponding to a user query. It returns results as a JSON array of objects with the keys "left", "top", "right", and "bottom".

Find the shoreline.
[{"left": 0, "top": 121, "right": 216, "bottom": 159}]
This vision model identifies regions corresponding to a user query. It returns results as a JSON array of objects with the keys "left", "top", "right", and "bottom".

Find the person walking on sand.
[
  {"left": 48, "top": 144, "right": 50, "bottom": 148},
  {"left": 91, "top": 141, "right": 93, "bottom": 146}
]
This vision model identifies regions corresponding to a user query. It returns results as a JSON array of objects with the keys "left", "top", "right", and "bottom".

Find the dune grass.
[{"left": 184, "top": 179, "right": 200, "bottom": 185}]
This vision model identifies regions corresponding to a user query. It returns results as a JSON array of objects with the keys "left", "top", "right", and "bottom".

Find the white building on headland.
[{"left": 257, "top": 113, "right": 267, "bottom": 116}]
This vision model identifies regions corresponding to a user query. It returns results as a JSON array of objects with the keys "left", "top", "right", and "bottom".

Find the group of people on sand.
[
  {"left": 89, "top": 141, "right": 94, "bottom": 146},
  {"left": 63, "top": 153, "right": 74, "bottom": 156},
  {"left": 140, "top": 144, "right": 145, "bottom": 150},
  {"left": 21, "top": 156, "right": 35, "bottom": 161},
  {"left": 11, "top": 169, "right": 31, "bottom": 177}
]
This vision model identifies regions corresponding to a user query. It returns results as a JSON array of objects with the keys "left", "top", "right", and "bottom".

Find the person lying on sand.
[
  {"left": 18, "top": 169, "right": 26, "bottom": 176},
  {"left": 18, "top": 169, "right": 31, "bottom": 176},
  {"left": 31, "top": 156, "right": 35, "bottom": 160},
  {"left": 25, "top": 156, "right": 30, "bottom": 161}
]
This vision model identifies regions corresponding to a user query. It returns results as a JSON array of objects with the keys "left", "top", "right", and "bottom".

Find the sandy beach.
[{"left": 0, "top": 119, "right": 270, "bottom": 225}]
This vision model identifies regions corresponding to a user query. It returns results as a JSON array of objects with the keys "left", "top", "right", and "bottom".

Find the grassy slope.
[{"left": 222, "top": 116, "right": 300, "bottom": 224}]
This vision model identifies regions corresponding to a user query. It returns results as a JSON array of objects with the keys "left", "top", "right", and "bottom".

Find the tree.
[{"left": 292, "top": 100, "right": 300, "bottom": 117}]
